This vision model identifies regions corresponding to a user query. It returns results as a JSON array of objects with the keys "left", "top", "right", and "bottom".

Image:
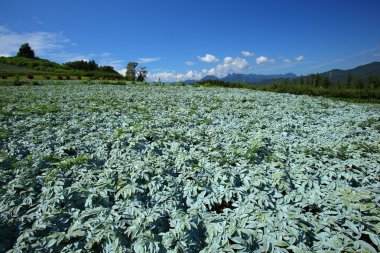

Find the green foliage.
[
  {"left": 0, "top": 57, "right": 122, "bottom": 80},
  {"left": 0, "top": 84, "right": 379, "bottom": 252},
  {"left": 0, "top": 56, "right": 68, "bottom": 73},
  {"left": 16, "top": 43, "right": 35, "bottom": 59},
  {"left": 194, "top": 79, "right": 252, "bottom": 89},
  {"left": 126, "top": 62, "right": 138, "bottom": 81},
  {"left": 99, "top": 65, "right": 118, "bottom": 73},
  {"left": 12, "top": 76, "right": 25, "bottom": 86},
  {"left": 255, "top": 82, "right": 380, "bottom": 103},
  {"left": 64, "top": 60, "right": 99, "bottom": 71}
]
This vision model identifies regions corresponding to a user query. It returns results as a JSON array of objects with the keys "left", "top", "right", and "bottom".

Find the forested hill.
[{"left": 319, "top": 62, "right": 380, "bottom": 83}]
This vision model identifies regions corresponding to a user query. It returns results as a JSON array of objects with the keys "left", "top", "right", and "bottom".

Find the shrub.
[
  {"left": 27, "top": 74, "right": 34, "bottom": 79},
  {"left": 13, "top": 77, "right": 25, "bottom": 86},
  {"left": 0, "top": 74, "right": 7, "bottom": 80},
  {"left": 31, "top": 81, "right": 40, "bottom": 86}
]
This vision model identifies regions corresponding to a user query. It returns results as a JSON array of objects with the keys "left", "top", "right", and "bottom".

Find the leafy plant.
[{"left": 0, "top": 84, "right": 379, "bottom": 252}]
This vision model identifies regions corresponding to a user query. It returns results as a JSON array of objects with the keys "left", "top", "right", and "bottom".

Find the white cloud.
[
  {"left": 150, "top": 56, "right": 250, "bottom": 82},
  {"left": 137, "top": 57, "right": 161, "bottom": 63},
  {"left": 149, "top": 70, "right": 203, "bottom": 82},
  {"left": 256, "top": 56, "right": 275, "bottom": 64},
  {"left": 198, "top": 53, "right": 219, "bottom": 63},
  {"left": 295, "top": 55, "right": 304, "bottom": 61},
  {"left": 284, "top": 59, "right": 291, "bottom": 63},
  {"left": 0, "top": 25, "right": 71, "bottom": 57},
  {"left": 241, "top": 50, "right": 255, "bottom": 57},
  {"left": 224, "top": 56, "right": 233, "bottom": 64},
  {"left": 184, "top": 61, "right": 195, "bottom": 66},
  {"left": 206, "top": 57, "right": 249, "bottom": 77},
  {"left": 118, "top": 68, "right": 127, "bottom": 76}
]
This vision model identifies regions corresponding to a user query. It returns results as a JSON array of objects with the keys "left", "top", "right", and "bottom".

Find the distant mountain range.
[
  {"left": 185, "top": 73, "right": 297, "bottom": 85},
  {"left": 183, "top": 62, "right": 380, "bottom": 85}
]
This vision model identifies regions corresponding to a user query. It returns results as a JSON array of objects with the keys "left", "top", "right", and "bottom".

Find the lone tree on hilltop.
[
  {"left": 17, "top": 43, "right": 35, "bottom": 59},
  {"left": 126, "top": 62, "right": 138, "bottom": 81}
]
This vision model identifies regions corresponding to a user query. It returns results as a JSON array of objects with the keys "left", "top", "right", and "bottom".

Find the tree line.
[
  {"left": 193, "top": 76, "right": 380, "bottom": 103},
  {"left": 295, "top": 73, "right": 380, "bottom": 90},
  {"left": 8, "top": 43, "right": 148, "bottom": 81}
]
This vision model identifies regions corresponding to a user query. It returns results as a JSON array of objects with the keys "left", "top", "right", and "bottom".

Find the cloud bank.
[{"left": 207, "top": 57, "right": 249, "bottom": 77}]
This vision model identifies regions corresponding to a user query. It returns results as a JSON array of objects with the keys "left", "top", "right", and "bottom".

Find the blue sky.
[{"left": 1, "top": 0, "right": 380, "bottom": 81}]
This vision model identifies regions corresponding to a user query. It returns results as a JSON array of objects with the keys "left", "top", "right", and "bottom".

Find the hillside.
[
  {"left": 319, "top": 61, "right": 380, "bottom": 83},
  {"left": 200, "top": 75, "right": 219, "bottom": 81},
  {"left": 188, "top": 73, "right": 298, "bottom": 85},
  {"left": 0, "top": 56, "right": 123, "bottom": 79},
  {"left": 222, "top": 73, "right": 297, "bottom": 84},
  {"left": 0, "top": 56, "right": 68, "bottom": 73},
  {"left": 0, "top": 62, "right": 41, "bottom": 73}
]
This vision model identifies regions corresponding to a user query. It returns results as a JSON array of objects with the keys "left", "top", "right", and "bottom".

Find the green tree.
[
  {"left": 64, "top": 60, "right": 99, "bottom": 71},
  {"left": 356, "top": 79, "right": 365, "bottom": 89},
  {"left": 17, "top": 43, "right": 35, "bottom": 58},
  {"left": 347, "top": 73, "right": 353, "bottom": 88},
  {"left": 368, "top": 76, "right": 380, "bottom": 89},
  {"left": 99, "top": 65, "right": 117, "bottom": 73},
  {"left": 136, "top": 67, "right": 148, "bottom": 82},
  {"left": 322, "top": 76, "right": 332, "bottom": 89},
  {"left": 299, "top": 76, "right": 304, "bottom": 85},
  {"left": 126, "top": 62, "right": 138, "bottom": 81}
]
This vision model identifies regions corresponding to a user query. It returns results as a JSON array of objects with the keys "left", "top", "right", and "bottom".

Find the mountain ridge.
[{"left": 184, "top": 61, "right": 380, "bottom": 85}]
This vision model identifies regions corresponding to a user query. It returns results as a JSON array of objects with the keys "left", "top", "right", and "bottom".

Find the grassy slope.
[
  {"left": 0, "top": 63, "right": 39, "bottom": 73},
  {"left": 0, "top": 57, "right": 122, "bottom": 79}
]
